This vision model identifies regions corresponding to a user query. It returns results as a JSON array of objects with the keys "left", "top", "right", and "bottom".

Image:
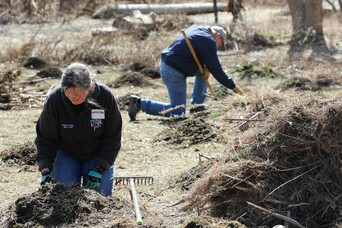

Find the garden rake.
[{"left": 114, "top": 176, "right": 154, "bottom": 225}]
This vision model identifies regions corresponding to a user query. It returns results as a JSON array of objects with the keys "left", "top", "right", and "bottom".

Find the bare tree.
[{"left": 287, "top": 0, "right": 330, "bottom": 55}]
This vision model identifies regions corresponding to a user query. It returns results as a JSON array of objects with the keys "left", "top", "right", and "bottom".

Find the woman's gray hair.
[{"left": 61, "top": 62, "right": 92, "bottom": 89}]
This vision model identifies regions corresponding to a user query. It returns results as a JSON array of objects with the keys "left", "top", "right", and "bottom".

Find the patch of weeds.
[
  {"left": 213, "top": 85, "right": 232, "bottom": 99},
  {"left": 233, "top": 63, "right": 283, "bottom": 80},
  {"left": 232, "top": 148, "right": 251, "bottom": 162},
  {"left": 210, "top": 112, "right": 221, "bottom": 118},
  {"left": 275, "top": 76, "right": 320, "bottom": 91}
]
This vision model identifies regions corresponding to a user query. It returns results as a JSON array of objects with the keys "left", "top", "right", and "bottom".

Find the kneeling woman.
[{"left": 35, "top": 62, "right": 122, "bottom": 196}]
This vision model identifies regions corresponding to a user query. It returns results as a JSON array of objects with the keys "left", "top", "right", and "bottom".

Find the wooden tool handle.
[
  {"left": 181, "top": 30, "right": 216, "bottom": 99},
  {"left": 181, "top": 30, "right": 203, "bottom": 74},
  {"left": 130, "top": 178, "right": 143, "bottom": 225}
]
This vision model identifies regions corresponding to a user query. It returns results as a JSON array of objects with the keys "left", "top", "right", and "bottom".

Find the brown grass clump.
[
  {"left": 175, "top": 161, "right": 213, "bottom": 191},
  {"left": 181, "top": 97, "right": 342, "bottom": 227}
]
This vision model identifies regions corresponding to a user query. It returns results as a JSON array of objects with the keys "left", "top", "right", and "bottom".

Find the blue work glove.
[
  {"left": 85, "top": 170, "right": 102, "bottom": 190},
  {"left": 40, "top": 170, "right": 52, "bottom": 185}
]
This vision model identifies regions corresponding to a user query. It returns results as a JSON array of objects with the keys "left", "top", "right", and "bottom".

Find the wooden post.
[{"left": 213, "top": 0, "right": 218, "bottom": 23}]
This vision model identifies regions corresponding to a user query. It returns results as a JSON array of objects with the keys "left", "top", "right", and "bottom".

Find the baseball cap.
[{"left": 210, "top": 25, "right": 227, "bottom": 51}]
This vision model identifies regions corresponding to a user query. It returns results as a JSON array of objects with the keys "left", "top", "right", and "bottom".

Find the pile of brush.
[{"left": 182, "top": 97, "right": 342, "bottom": 227}]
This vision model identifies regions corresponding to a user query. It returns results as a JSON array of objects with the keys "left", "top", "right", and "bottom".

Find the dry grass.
[
  {"left": 182, "top": 96, "right": 342, "bottom": 227},
  {"left": 0, "top": 1, "right": 341, "bottom": 227}
]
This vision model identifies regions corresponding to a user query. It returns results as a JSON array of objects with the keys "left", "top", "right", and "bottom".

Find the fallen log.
[{"left": 92, "top": 3, "right": 226, "bottom": 19}]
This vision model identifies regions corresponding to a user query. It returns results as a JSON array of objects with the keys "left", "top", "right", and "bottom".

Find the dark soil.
[
  {"left": 128, "top": 62, "right": 160, "bottom": 79},
  {"left": 156, "top": 118, "right": 218, "bottom": 145},
  {"left": 1, "top": 141, "right": 36, "bottom": 166},
  {"left": 111, "top": 72, "right": 155, "bottom": 88},
  {"left": 23, "top": 57, "right": 47, "bottom": 70},
  {"left": 36, "top": 67, "right": 63, "bottom": 79},
  {"left": 3, "top": 184, "right": 136, "bottom": 228}
]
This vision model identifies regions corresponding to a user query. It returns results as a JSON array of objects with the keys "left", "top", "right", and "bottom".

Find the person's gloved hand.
[
  {"left": 233, "top": 85, "right": 244, "bottom": 95},
  {"left": 201, "top": 66, "right": 210, "bottom": 81},
  {"left": 85, "top": 170, "right": 102, "bottom": 190},
  {"left": 40, "top": 169, "right": 52, "bottom": 185}
]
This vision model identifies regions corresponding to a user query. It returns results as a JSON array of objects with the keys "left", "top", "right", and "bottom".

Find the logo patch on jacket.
[
  {"left": 62, "top": 124, "right": 74, "bottom": 129},
  {"left": 91, "top": 109, "right": 105, "bottom": 119},
  {"left": 90, "top": 119, "right": 102, "bottom": 131}
]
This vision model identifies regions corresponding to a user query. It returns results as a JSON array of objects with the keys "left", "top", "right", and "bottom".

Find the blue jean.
[
  {"left": 140, "top": 60, "right": 207, "bottom": 116},
  {"left": 51, "top": 150, "right": 114, "bottom": 196}
]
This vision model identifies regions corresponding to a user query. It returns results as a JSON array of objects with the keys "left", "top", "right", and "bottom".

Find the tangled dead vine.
[{"left": 182, "top": 98, "right": 342, "bottom": 228}]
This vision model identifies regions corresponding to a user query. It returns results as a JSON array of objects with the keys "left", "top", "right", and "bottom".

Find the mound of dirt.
[
  {"left": 36, "top": 67, "right": 62, "bottom": 79},
  {"left": 23, "top": 57, "right": 47, "bottom": 69},
  {"left": 156, "top": 118, "right": 218, "bottom": 145},
  {"left": 1, "top": 141, "right": 36, "bottom": 166},
  {"left": 128, "top": 62, "right": 149, "bottom": 72},
  {"left": 111, "top": 72, "right": 154, "bottom": 88},
  {"left": 2, "top": 184, "right": 135, "bottom": 228},
  {"left": 128, "top": 62, "right": 160, "bottom": 79},
  {"left": 233, "top": 63, "right": 283, "bottom": 80},
  {"left": 182, "top": 98, "right": 342, "bottom": 227},
  {"left": 276, "top": 76, "right": 320, "bottom": 91}
]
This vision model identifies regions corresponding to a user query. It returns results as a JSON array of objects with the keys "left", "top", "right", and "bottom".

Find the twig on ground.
[
  {"left": 247, "top": 201, "right": 305, "bottom": 228},
  {"left": 268, "top": 163, "right": 323, "bottom": 196},
  {"left": 234, "top": 112, "right": 261, "bottom": 129}
]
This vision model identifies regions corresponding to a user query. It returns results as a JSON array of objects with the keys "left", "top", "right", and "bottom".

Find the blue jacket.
[
  {"left": 161, "top": 24, "right": 236, "bottom": 89},
  {"left": 35, "top": 82, "right": 122, "bottom": 172}
]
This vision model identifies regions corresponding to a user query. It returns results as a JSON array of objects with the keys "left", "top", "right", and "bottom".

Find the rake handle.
[{"left": 130, "top": 178, "right": 143, "bottom": 225}]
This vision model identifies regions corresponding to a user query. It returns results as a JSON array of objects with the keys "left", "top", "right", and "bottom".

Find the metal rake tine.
[{"left": 115, "top": 176, "right": 154, "bottom": 185}]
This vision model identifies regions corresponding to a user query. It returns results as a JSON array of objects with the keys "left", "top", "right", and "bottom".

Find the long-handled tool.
[
  {"left": 114, "top": 176, "right": 154, "bottom": 225},
  {"left": 129, "top": 178, "right": 142, "bottom": 225},
  {"left": 181, "top": 30, "right": 217, "bottom": 99}
]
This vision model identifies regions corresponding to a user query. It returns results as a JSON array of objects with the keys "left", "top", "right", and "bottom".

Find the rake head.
[{"left": 114, "top": 176, "right": 154, "bottom": 185}]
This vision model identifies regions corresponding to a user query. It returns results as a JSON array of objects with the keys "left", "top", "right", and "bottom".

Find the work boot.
[
  {"left": 189, "top": 104, "right": 206, "bottom": 113},
  {"left": 128, "top": 95, "right": 141, "bottom": 121}
]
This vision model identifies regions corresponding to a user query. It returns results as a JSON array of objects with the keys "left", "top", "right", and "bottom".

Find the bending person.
[
  {"left": 35, "top": 62, "right": 122, "bottom": 196},
  {"left": 128, "top": 24, "right": 243, "bottom": 121}
]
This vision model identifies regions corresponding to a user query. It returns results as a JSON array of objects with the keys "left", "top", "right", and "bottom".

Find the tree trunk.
[
  {"left": 287, "top": 0, "right": 328, "bottom": 52},
  {"left": 23, "top": 0, "right": 32, "bottom": 16},
  {"left": 287, "top": 0, "right": 323, "bottom": 34},
  {"left": 5, "top": 0, "right": 11, "bottom": 8}
]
